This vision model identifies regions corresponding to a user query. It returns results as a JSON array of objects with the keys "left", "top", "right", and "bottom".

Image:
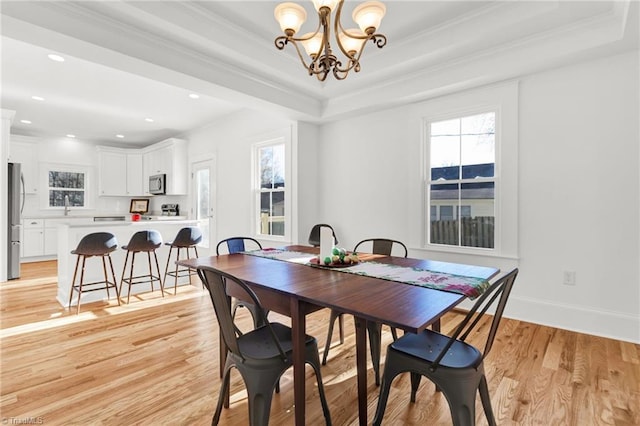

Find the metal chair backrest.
[
  {"left": 198, "top": 267, "right": 286, "bottom": 362},
  {"left": 72, "top": 232, "right": 118, "bottom": 256},
  {"left": 308, "top": 224, "right": 338, "bottom": 247},
  {"left": 353, "top": 238, "right": 408, "bottom": 258},
  {"left": 431, "top": 268, "right": 519, "bottom": 370},
  {"left": 171, "top": 227, "right": 202, "bottom": 247},
  {"left": 216, "top": 237, "right": 262, "bottom": 255}
]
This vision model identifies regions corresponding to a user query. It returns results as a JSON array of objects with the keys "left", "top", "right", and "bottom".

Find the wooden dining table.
[{"left": 178, "top": 245, "right": 499, "bottom": 425}]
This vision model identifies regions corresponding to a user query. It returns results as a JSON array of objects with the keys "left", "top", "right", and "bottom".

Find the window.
[
  {"left": 428, "top": 112, "right": 496, "bottom": 249},
  {"left": 256, "top": 141, "right": 286, "bottom": 237},
  {"left": 48, "top": 169, "right": 86, "bottom": 208},
  {"left": 418, "top": 81, "right": 518, "bottom": 257}
]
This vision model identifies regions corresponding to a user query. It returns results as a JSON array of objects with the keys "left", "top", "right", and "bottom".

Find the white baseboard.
[{"left": 505, "top": 295, "right": 640, "bottom": 344}]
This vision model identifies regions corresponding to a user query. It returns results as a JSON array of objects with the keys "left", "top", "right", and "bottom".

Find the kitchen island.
[{"left": 56, "top": 219, "right": 200, "bottom": 308}]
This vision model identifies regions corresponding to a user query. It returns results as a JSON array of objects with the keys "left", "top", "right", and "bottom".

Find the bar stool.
[
  {"left": 163, "top": 226, "right": 202, "bottom": 294},
  {"left": 119, "top": 230, "right": 164, "bottom": 304},
  {"left": 68, "top": 232, "right": 120, "bottom": 314}
]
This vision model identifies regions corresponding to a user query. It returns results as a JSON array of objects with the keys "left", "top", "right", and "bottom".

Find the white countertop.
[{"left": 61, "top": 219, "right": 197, "bottom": 228}]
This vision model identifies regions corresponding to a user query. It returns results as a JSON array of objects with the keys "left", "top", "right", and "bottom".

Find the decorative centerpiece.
[{"left": 311, "top": 247, "right": 359, "bottom": 267}]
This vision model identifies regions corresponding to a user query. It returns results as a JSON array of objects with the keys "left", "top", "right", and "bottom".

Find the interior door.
[{"left": 191, "top": 159, "right": 215, "bottom": 256}]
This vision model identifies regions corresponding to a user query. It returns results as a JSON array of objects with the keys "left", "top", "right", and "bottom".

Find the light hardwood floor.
[{"left": 1, "top": 261, "right": 638, "bottom": 425}]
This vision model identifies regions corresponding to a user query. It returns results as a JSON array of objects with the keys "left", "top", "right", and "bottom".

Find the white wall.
[
  {"left": 515, "top": 50, "right": 639, "bottom": 342},
  {"left": 186, "top": 109, "right": 297, "bottom": 245},
  {"left": 314, "top": 51, "right": 639, "bottom": 343}
]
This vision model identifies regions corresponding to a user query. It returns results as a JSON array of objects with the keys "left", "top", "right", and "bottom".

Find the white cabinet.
[
  {"left": 126, "top": 153, "right": 144, "bottom": 196},
  {"left": 9, "top": 139, "right": 38, "bottom": 194},
  {"left": 44, "top": 226, "right": 58, "bottom": 256},
  {"left": 22, "top": 218, "right": 45, "bottom": 258},
  {"left": 97, "top": 147, "right": 145, "bottom": 196},
  {"left": 143, "top": 138, "right": 188, "bottom": 195},
  {"left": 21, "top": 218, "right": 64, "bottom": 259},
  {"left": 98, "top": 149, "right": 127, "bottom": 196}
]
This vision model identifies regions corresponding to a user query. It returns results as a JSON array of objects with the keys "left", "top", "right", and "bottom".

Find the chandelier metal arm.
[{"left": 274, "top": 0, "right": 387, "bottom": 81}]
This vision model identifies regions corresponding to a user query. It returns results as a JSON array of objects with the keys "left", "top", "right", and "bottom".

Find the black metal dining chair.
[
  {"left": 372, "top": 268, "right": 519, "bottom": 426},
  {"left": 197, "top": 266, "right": 332, "bottom": 426},
  {"left": 216, "top": 237, "right": 266, "bottom": 328},
  {"left": 308, "top": 223, "right": 339, "bottom": 247},
  {"left": 322, "top": 237, "right": 408, "bottom": 386}
]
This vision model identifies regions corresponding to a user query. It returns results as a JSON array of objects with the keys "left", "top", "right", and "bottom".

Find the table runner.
[{"left": 243, "top": 249, "right": 490, "bottom": 298}]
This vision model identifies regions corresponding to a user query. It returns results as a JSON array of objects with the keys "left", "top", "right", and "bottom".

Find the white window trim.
[
  {"left": 40, "top": 162, "right": 92, "bottom": 210},
  {"left": 251, "top": 131, "right": 293, "bottom": 243},
  {"left": 419, "top": 81, "right": 519, "bottom": 259}
]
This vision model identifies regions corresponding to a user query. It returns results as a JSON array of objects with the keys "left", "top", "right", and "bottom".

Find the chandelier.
[{"left": 274, "top": 0, "right": 387, "bottom": 81}]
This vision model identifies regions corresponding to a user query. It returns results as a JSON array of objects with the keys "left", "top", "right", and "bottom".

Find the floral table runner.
[{"left": 243, "top": 248, "right": 490, "bottom": 299}]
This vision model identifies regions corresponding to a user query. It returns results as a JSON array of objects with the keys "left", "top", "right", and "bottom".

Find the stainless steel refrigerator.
[{"left": 7, "top": 162, "right": 23, "bottom": 280}]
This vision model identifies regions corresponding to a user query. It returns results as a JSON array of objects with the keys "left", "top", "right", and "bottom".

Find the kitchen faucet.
[{"left": 64, "top": 195, "right": 70, "bottom": 216}]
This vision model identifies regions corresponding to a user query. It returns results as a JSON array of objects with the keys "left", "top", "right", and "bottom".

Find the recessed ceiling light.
[
  {"left": 48, "top": 54, "right": 65, "bottom": 62},
  {"left": 145, "top": 118, "right": 154, "bottom": 123},
  {"left": 66, "top": 134, "right": 76, "bottom": 138},
  {"left": 189, "top": 93, "right": 200, "bottom": 99},
  {"left": 116, "top": 134, "right": 125, "bottom": 139},
  {"left": 31, "top": 96, "right": 45, "bottom": 101},
  {"left": 20, "top": 120, "right": 32, "bottom": 124}
]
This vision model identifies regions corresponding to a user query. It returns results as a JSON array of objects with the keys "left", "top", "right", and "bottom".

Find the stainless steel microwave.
[{"left": 149, "top": 174, "right": 166, "bottom": 195}]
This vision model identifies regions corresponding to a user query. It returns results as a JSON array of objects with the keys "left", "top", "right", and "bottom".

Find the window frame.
[
  {"left": 427, "top": 111, "right": 498, "bottom": 250},
  {"left": 41, "top": 163, "right": 91, "bottom": 210},
  {"left": 419, "top": 81, "right": 519, "bottom": 259},
  {"left": 252, "top": 136, "right": 291, "bottom": 242}
]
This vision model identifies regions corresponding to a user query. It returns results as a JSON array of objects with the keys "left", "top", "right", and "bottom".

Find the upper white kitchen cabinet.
[
  {"left": 97, "top": 147, "right": 145, "bottom": 196},
  {"left": 126, "top": 152, "right": 144, "bottom": 196},
  {"left": 9, "top": 138, "right": 38, "bottom": 194},
  {"left": 142, "top": 138, "right": 188, "bottom": 195}
]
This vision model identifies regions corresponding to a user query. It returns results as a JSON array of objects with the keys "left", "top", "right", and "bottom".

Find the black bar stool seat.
[
  {"left": 68, "top": 232, "right": 120, "bottom": 314},
  {"left": 120, "top": 230, "right": 164, "bottom": 303},
  {"left": 163, "top": 226, "right": 202, "bottom": 294}
]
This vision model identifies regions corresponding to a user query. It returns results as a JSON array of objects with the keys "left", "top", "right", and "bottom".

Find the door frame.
[{"left": 190, "top": 157, "right": 216, "bottom": 257}]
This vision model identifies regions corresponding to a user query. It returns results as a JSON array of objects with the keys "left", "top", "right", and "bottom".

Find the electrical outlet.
[{"left": 563, "top": 271, "right": 576, "bottom": 286}]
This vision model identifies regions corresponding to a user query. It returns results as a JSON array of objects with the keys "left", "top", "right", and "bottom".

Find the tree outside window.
[{"left": 48, "top": 170, "right": 86, "bottom": 207}]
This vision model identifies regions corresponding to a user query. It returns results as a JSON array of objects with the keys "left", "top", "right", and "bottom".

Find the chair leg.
[
  {"left": 163, "top": 246, "right": 173, "bottom": 291},
  {"left": 147, "top": 251, "right": 154, "bottom": 292},
  {"left": 108, "top": 254, "right": 121, "bottom": 305},
  {"left": 322, "top": 310, "right": 342, "bottom": 365},
  {"left": 478, "top": 374, "right": 497, "bottom": 426},
  {"left": 174, "top": 248, "right": 181, "bottom": 294},
  {"left": 101, "top": 255, "right": 110, "bottom": 300},
  {"left": 153, "top": 250, "right": 164, "bottom": 296},
  {"left": 119, "top": 251, "right": 130, "bottom": 302},
  {"left": 69, "top": 255, "right": 81, "bottom": 309},
  {"left": 212, "top": 364, "right": 232, "bottom": 425},
  {"left": 338, "top": 312, "right": 344, "bottom": 344},
  {"left": 391, "top": 327, "right": 399, "bottom": 340},
  {"left": 433, "top": 374, "right": 481, "bottom": 426},
  {"left": 127, "top": 252, "right": 136, "bottom": 304},
  {"left": 410, "top": 372, "right": 422, "bottom": 402},
  {"left": 244, "top": 374, "right": 280, "bottom": 426},
  {"left": 367, "top": 321, "right": 383, "bottom": 386},
  {"left": 306, "top": 343, "right": 333, "bottom": 425},
  {"left": 76, "top": 256, "right": 87, "bottom": 314},
  {"left": 372, "top": 352, "right": 405, "bottom": 426}
]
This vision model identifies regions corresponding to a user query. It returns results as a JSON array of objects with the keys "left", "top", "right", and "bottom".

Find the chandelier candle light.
[{"left": 274, "top": 0, "right": 386, "bottom": 81}]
